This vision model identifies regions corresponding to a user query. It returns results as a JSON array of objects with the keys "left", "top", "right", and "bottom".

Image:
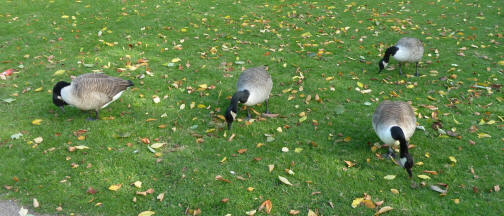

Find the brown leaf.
[
  {"left": 374, "top": 206, "right": 393, "bottom": 216},
  {"left": 237, "top": 149, "right": 248, "bottom": 154},
  {"left": 215, "top": 175, "right": 231, "bottom": 183},
  {"left": 258, "top": 199, "right": 272, "bottom": 214},
  {"left": 221, "top": 198, "right": 229, "bottom": 203},
  {"left": 423, "top": 170, "right": 438, "bottom": 175},
  {"left": 362, "top": 199, "right": 376, "bottom": 209},
  {"left": 262, "top": 113, "right": 279, "bottom": 118},
  {"left": 87, "top": 186, "right": 97, "bottom": 194},
  {"left": 288, "top": 210, "right": 300, "bottom": 215}
]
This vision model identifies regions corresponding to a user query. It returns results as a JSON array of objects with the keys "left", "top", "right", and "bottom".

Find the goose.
[
  {"left": 372, "top": 100, "right": 416, "bottom": 177},
  {"left": 52, "top": 73, "right": 134, "bottom": 120},
  {"left": 378, "top": 37, "right": 424, "bottom": 76},
  {"left": 224, "top": 66, "right": 273, "bottom": 130}
]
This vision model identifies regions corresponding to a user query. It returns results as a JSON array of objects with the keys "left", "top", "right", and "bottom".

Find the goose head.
[
  {"left": 378, "top": 59, "right": 388, "bottom": 73},
  {"left": 52, "top": 81, "right": 70, "bottom": 112},
  {"left": 224, "top": 106, "right": 237, "bottom": 130},
  {"left": 399, "top": 152, "right": 414, "bottom": 178}
]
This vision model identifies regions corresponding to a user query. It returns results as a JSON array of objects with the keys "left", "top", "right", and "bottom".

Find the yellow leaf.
[
  {"left": 375, "top": 206, "right": 393, "bottom": 216},
  {"left": 384, "top": 175, "right": 396, "bottom": 180},
  {"left": 301, "top": 32, "right": 312, "bottom": 38},
  {"left": 417, "top": 175, "right": 431, "bottom": 180},
  {"left": 278, "top": 176, "right": 293, "bottom": 186},
  {"left": 34, "top": 87, "right": 43, "bottom": 92},
  {"left": 406, "top": 84, "right": 415, "bottom": 89},
  {"left": 133, "top": 181, "right": 142, "bottom": 188},
  {"left": 77, "top": 135, "right": 85, "bottom": 140},
  {"left": 138, "top": 211, "right": 155, "bottom": 216},
  {"left": 425, "top": 152, "right": 430, "bottom": 158},
  {"left": 452, "top": 199, "right": 460, "bottom": 204},
  {"left": 171, "top": 58, "right": 181, "bottom": 63},
  {"left": 477, "top": 133, "right": 491, "bottom": 138},
  {"left": 498, "top": 60, "right": 504, "bottom": 66},
  {"left": 416, "top": 162, "right": 424, "bottom": 166},
  {"left": 247, "top": 187, "right": 254, "bottom": 192},
  {"left": 32, "top": 119, "right": 43, "bottom": 125},
  {"left": 299, "top": 116, "right": 307, "bottom": 123},
  {"left": 307, "top": 209, "right": 317, "bottom": 216},
  {"left": 61, "top": 15, "right": 69, "bottom": 19},
  {"left": 108, "top": 184, "right": 122, "bottom": 191},
  {"left": 198, "top": 84, "right": 208, "bottom": 89},
  {"left": 74, "top": 145, "right": 89, "bottom": 150},
  {"left": 150, "top": 143, "right": 166, "bottom": 149},
  {"left": 449, "top": 156, "right": 457, "bottom": 163},
  {"left": 197, "top": 104, "right": 206, "bottom": 109},
  {"left": 217, "top": 115, "right": 226, "bottom": 120},
  {"left": 357, "top": 81, "right": 364, "bottom": 88},
  {"left": 294, "top": 148, "right": 303, "bottom": 153},
  {"left": 390, "top": 189, "right": 399, "bottom": 194},
  {"left": 220, "top": 157, "right": 227, "bottom": 163},
  {"left": 53, "top": 69, "right": 66, "bottom": 76},
  {"left": 343, "top": 137, "right": 351, "bottom": 142},
  {"left": 351, "top": 198, "right": 363, "bottom": 208}
]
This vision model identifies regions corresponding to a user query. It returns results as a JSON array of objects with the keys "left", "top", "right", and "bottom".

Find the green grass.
[{"left": 1, "top": 0, "right": 503, "bottom": 215}]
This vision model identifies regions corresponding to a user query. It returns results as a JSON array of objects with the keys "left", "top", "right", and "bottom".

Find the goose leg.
[
  {"left": 86, "top": 110, "right": 99, "bottom": 121},
  {"left": 246, "top": 107, "right": 251, "bottom": 120},
  {"left": 398, "top": 63, "right": 403, "bottom": 75},
  {"left": 381, "top": 146, "right": 396, "bottom": 159},
  {"left": 415, "top": 62, "right": 419, "bottom": 77},
  {"left": 265, "top": 99, "right": 270, "bottom": 114}
]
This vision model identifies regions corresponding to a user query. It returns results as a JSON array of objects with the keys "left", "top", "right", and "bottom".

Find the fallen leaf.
[
  {"left": 288, "top": 210, "right": 300, "bottom": 215},
  {"left": 108, "top": 184, "right": 122, "bottom": 191},
  {"left": 245, "top": 210, "right": 257, "bottom": 216},
  {"left": 384, "top": 175, "right": 396, "bottom": 180},
  {"left": 157, "top": 193, "right": 164, "bottom": 201},
  {"left": 452, "top": 199, "right": 460, "bottom": 204},
  {"left": 307, "top": 209, "right": 317, "bottom": 216},
  {"left": 362, "top": 199, "right": 376, "bottom": 209},
  {"left": 33, "top": 198, "right": 39, "bottom": 208},
  {"left": 430, "top": 185, "right": 447, "bottom": 194},
  {"left": 258, "top": 199, "right": 272, "bottom": 214},
  {"left": 133, "top": 181, "right": 142, "bottom": 188},
  {"left": 216, "top": 175, "right": 231, "bottom": 183},
  {"left": 351, "top": 198, "right": 363, "bottom": 208},
  {"left": 87, "top": 186, "right": 97, "bottom": 194},
  {"left": 150, "top": 143, "right": 166, "bottom": 149},
  {"left": 417, "top": 175, "right": 431, "bottom": 180},
  {"left": 75, "top": 145, "right": 89, "bottom": 150},
  {"left": 33, "top": 137, "right": 43, "bottom": 144},
  {"left": 138, "top": 211, "right": 155, "bottom": 216},
  {"left": 32, "top": 119, "right": 43, "bottom": 125},
  {"left": 268, "top": 164, "right": 274, "bottom": 173},
  {"left": 374, "top": 206, "right": 393, "bottom": 216},
  {"left": 237, "top": 149, "right": 248, "bottom": 154},
  {"left": 278, "top": 176, "right": 293, "bottom": 186},
  {"left": 53, "top": 69, "right": 66, "bottom": 76},
  {"left": 390, "top": 189, "right": 399, "bottom": 194},
  {"left": 449, "top": 156, "right": 457, "bottom": 163}
]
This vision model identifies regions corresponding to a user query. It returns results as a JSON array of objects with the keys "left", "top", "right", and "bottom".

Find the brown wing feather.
[{"left": 74, "top": 73, "right": 131, "bottom": 99}]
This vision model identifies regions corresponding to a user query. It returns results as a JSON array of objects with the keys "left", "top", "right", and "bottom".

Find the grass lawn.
[{"left": 1, "top": 0, "right": 503, "bottom": 215}]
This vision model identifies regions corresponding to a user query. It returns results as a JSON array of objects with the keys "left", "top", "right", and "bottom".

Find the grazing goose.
[
  {"left": 224, "top": 66, "right": 273, "bottom": 130},
  {"left": 52, "top": 73, "right": 134, "bottom": 120},
  {"left": 372, "top": 100, "right": 416, "bottom": 177},
  {"left": 378, "top": 37, "right": 424, "bottom": 76}
]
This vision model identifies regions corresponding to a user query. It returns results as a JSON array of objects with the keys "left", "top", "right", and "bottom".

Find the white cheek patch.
[
  {"left": 230, "top": 111, "right": 237, "bottom": 120},
  {"left": 57, "top": 96, "right": 63, "bottom": 100},
  {"left": 399, "top": 157, "right": 407, "bottom": 167},
  {"left": 383, "top": 61, "right": 388, "bottom": 68}
]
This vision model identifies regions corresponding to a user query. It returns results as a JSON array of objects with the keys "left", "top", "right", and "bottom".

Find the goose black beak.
[{"left": 406, "top": 168, "right": 412, "bottom": 178}]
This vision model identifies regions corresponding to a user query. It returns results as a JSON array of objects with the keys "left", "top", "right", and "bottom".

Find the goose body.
[
  {"left": 225, "top": 66, "right": 273, "bottom": 129},
  {"left": 372, "top": 100, "right": 416, "bottom": 177},
  {"left": 53, "top": 73, "right": 133, "bottom": 120},
  {"left": 378, "top": 37, "right": 424, "bottom": 76}
]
